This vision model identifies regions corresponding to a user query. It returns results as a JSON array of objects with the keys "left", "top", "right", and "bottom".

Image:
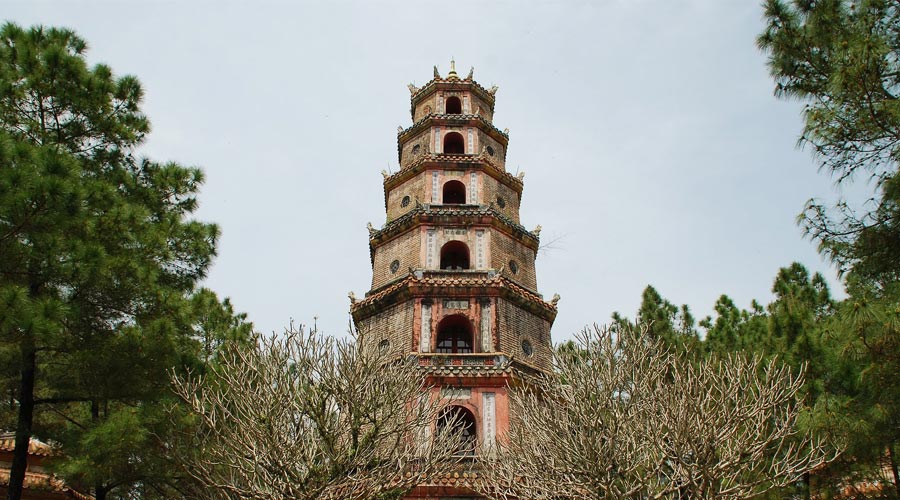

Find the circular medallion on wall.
[
  {"left": 486, "top": 145, "right": 495, "bottom": 156},
  {"left": 390, "top": 259, "right": 400, "bottom": 274},
  {"left": 521, "top": 339, "right": 534, "bottom": 357},
  {"left": 424, "top": 105, "right": 432, "bottom": 115},
  {"left": 496, "top": 196, "right": 506, "bottom": 208},
  {"left": 379, "top": 339, "right": 391, "bottom": 353},
  {"left": 509, "top": 260, "right": 519, "bottom": 274},
  {"left": 401, "top": 195, "right": 411, "bottom": 207},
  {"left": 412, "top": 144, "right": 421, "bottom": 156}
]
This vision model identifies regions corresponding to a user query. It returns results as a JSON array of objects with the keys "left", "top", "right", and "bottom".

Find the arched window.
[
  {"left": 443, "top": 132, "right": 465, "bottom": 154},
  {"left": 442, "top": 180, "right": 466, "bottom": 204},
  {"left": 445, "top": 96, "right": 462, "bottom": 114},
  {"left": 438, "top": 405, "right": 477, "bottom": 456},
  {"left": 440, "top": 241, "right": 470, "bottom": 270},
  {"left": 436, "top": 314, "right": 473, "bottom": 354}
]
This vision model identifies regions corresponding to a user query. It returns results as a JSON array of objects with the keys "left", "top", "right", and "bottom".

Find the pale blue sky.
[{"left": 7, "top": 1, "right": 851, "bottom": 340}]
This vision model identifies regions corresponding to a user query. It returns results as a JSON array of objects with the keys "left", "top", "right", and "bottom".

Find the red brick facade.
[{"left": 351, "top": 62, "right": 557, "bottom": 499}]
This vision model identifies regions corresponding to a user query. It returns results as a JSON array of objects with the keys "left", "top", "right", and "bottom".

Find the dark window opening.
[
  {"left": 443, "top": 132, "right": 465, "bottom": 154},
  {"left": 442, "top": 180, "right": 466, "bottom": 204},
  {"left": 435, "top": 314, "right": 473, "bottom": 354},
  {"left": 440, "top": 241, "right": 470, "bottom": 270},
  {"left": 446, "top": 96, "right": 462, "bottom": 114},
  {"left": 438, "top": 405, "right": 477, "bottom": 456}
]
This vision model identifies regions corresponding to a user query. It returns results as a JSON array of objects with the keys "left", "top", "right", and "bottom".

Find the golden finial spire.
[{"left": 448, "top": 57, "right": 457, "bottom": 78}]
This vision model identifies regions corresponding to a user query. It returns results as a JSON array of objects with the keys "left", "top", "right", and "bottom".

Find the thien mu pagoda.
[{"left": 350, "top": 61, "right": 558, "bottom": 499}]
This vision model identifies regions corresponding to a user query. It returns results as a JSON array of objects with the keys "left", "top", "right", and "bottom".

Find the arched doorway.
[
  {"left": 440, "top": 241, "right": 470, "bottom": 270},
  {"left": 435, "top": 314, "right": 473, "bottom": 354},
  {"left": 442, "top": 180, "right": 466, "bottom": 204},
  {"left": 443, "top": 132, "right": 465, "bottom": 154},
  {"left": 445, "top": 96, "right": 462, "bottom": 114},
  {"left": 437, "top": 405, "right": 477, "bottom": 456}
]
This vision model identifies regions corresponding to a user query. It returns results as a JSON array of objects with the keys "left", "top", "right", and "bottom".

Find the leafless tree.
[
  {"left": 478, "top": 324, "right": 836, "bottom": 500},
  {"left": 169, "top": 324, "right": 463, "bottom": 500}
]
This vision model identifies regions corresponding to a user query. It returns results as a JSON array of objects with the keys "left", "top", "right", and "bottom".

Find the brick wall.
[
  {"left": 477, "top": 129, "right": 507, "bottom": 169},
  {"left": 372, "top": 229, "right": 421, "bottom": 289},
  {"left": 496, "top": 298, "right": 552, "bottom": 371},
  {"left": 399, "top": 130, "right": 430, "bottom": 169},
  {"left": 386, "top": 174, "right": 426, "bottom": 221},
  {"left": 481, "top": 173, "right": 521, "bottom": 223},
  {"left": 490, "top": 231, "right": 537, "bottom": 290},
  {"left": 412, "top": 93, "right": 436, "bottom": 123},
  {"left": 357, "top": 300, "right": 416, "bottom": 355}
]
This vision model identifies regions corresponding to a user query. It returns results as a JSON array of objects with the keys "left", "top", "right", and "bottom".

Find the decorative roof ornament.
[
  {"left": 488, "top": 84, "right": 499, "bottom": 96},
  {"left": 367, "top": 222, "right": 376, "bottom": 236},
  {"left": 348, "top": 291, "right": 357, "bottom": 304},
  {"left": 466, "top": 66, "right": 474, "bottom": 80},
  {"left": 433, "top": 65, "right": 441, "bottom": 79},
  {"left": 381, "top": 169, "right": 389, "bottom": 179},
  {"left": 551, "top": 293, "right": 560, "bottom": 306},
  {"left": 448, "top": 58, "right": 458, "bottom": 79},
  {"left": 407, "top": 83, "right": 419, "bottom": 94},
  {"left": 517, "top": 171, "right": 526, "bottom": 181},
  {"left": 397, "top": 125, "right": 403, "bottom": 133},
  {"left": 533, "top": 224, "right": 542, "bottom": 236}
]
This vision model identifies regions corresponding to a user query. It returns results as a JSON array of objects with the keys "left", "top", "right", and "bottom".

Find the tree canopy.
[{"left": 0, "top": 23, "right": 250, "bottom": 500}]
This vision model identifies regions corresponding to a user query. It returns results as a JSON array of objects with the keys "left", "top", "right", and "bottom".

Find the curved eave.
[
  {"left": 388, "top": 154, "right": 521, "bottom": 190},
  {"left": 368, "top": 205, "right": 539, "bottom": 262},
  {"left": 398, "top": 114, "right": 509, "bottom": 151},
  {"left": 383, "top": 154, "right": 522, "bottom": 213},
  {"left": 350, "top": 273, "right": 557, "bottom": 323}
]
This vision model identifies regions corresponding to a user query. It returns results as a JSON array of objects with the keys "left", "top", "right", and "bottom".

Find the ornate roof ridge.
[
  {"left": 387, "top": 152, "right": 522, "bottom": 189},
  {"left": 398, "top": 113, "right": 508, "bottom": 140},
  {"left": 409, "top": 77, "right": 496, "bottom": 104},
  {"left": 0, "top": 432, "right": 55, "bottom": 456},
  {"left": 350, "top": 272, "right": 555, "bottom": 314},
  {"left": 372, "top": 204, "right": 536, "bottom": 243}
]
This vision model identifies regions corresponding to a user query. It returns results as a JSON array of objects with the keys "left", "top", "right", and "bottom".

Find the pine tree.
[
  {"left": 0, "top": 23, "right": 248, "bottom": 500},
  {"left": 760, "top": 2, "right": 900, "bottom": 494}
]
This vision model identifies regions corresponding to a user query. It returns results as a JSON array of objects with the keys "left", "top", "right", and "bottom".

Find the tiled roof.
[
  {"left": 385, "top": 152, "right": 522, "bottom": 191},
  {"left": 0, "top": 432, "right": 54, "bottom": 457},
  {"left": 409, "top": 77, "right": 496, "bottom": 104},
  {"left": 398, "top": 114, "right": 508, "bottom": 141},
  {"left": 351, "top": 272, "right": 555, "bottom": 316},
  {"left": 0, "top": 469, "right": 93, "bottom": 499},
  {"left": 0, "top": 433, "right": 94, "bottom": 499},
  {"left": 372, "top": 204, "right": 536, "bottom": 245}
]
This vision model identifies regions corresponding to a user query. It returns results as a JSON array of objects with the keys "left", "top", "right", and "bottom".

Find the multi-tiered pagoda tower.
[{"left": 350, "top": 61, "right": 558, "bottom": 499}]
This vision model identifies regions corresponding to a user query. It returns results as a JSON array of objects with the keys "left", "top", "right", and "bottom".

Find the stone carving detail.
[
  {"left": 444, "top": 299, "right": 469, "bottom": 310},
  {"left": 483, "top": 392, "right": 496, "bottom": 450},
  {"left": 426, "top": 229, "right": 436, "bottom": 268},
  {"left": 475, "top": 230, "right": 485, "bottom": 269},
  {"left": 441, "top": 387, "right": 471, "bottom": 400},
  {"left": 420, "top": 302, "right": 432, "bottom": 353},
  {"left": 480, "top": 301, "right": 492, "bottom": 352},
  {"left": 431, "top": 171, "right": 440, "bottom": 203}
]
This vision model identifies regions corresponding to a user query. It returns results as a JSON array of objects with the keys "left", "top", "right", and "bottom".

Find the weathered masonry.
[{"left": 350, "top": 61, "right": 558, "bottom": 499}]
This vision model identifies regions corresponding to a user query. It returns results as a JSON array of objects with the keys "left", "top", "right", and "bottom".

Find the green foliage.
[
  {"left": 759, "top": 0, "right": 900, "bottom": 287},
  {"left": 760, "top": 1, "right": 900, "bottom": 495},
  {"left": 613, "top": 285, "right": 699, "bottom": 349},
  {"left": 0, "top": 22, "right": 251, "bottom": 500}
]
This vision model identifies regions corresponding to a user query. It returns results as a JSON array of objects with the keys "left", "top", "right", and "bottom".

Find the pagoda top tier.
[{"left": 407, "top": 59, "right": 498, "bottom": 123}]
